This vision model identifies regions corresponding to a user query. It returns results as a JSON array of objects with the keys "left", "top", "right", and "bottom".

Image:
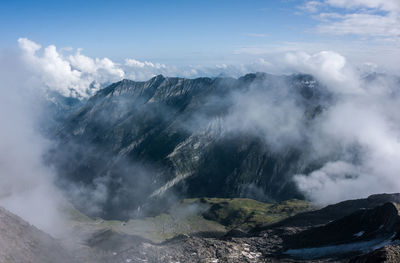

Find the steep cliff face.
[{"left": 50, "top": 73, "right": 329, "bottom": 219}]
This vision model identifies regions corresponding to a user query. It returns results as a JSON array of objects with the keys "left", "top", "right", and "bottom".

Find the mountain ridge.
[{"left": 49, "top": 72, "right": 329, "bottom": 219}]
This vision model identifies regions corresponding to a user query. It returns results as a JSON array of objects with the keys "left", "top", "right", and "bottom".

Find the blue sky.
[
  {"left": 1, "top": 0, "right": 333, "bottom": 63},
  {"left": 1, "top": 0, "right": 399, "bottom": 82}
]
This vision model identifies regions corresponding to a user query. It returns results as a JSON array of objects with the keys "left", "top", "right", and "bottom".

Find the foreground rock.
[
  {"left": 350, "top": 245, "right": 400, "bottom": 263},
  {"left": 4, "top": 193, "right": 400, "bottom": 262},
  {"left": 283, "top": 202, "right": 400, "bottom": 260},
  {"left": 0, "top": 206, "right": 77, "bottom": 263},
  {"left": 70, "top": 193, "right": 400, "bottom": 262}
]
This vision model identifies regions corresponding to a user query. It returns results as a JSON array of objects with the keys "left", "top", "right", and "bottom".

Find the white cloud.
[
  {"left": 222, "top": 80, "right": 305, "bottom": 152},
  {"left": 299, "top": 1, "right": 323, "bottom": 13},
  {"left": 19, "top": 38, "right": 374, "bottom": 100},
  {"left": 0, "top": 49, "right": 68, "bottom": 236},
  {"left": 289, "top": 50, "right": 400, "bottom": 205},
  {"left": 18, "top": 38, "right": 124, "bottom": 98},
  {"left": 285, "top": 51, "right": 361, "bottom": 93},
  {"left": 18, "top": 37, "right": 41, "bottom": 54},
  {"left": 9, "top": 37, "right": 400, "bottom": 208},
  {"left": 125, "top": 58, "right": 147, "bottom": 68},
  {"left": 294, "top": 87, "right": 400, "bottom": 204},
  {"left": 15, "top": 38, "right": 399, "bottom": 102},
  {"left": 293, "top": 161, "right": 381, "bottom": 204},
  {"left": 67, "top": 48, "right": 97, "bottom": 74},
  {"left": 125, "top": 58, "right": 166, "bottom": 69},
  {"left": 317, "top": 12, "right": 400, "bottom": 37},
  {"left": 302, "top": 0, "right": 400, "bottom": 39},
  {"left": 17, "top": 38, "right": 219, "bottom": 97},
  {"left": 325, "top": 0, "right": 400, "bottom": 12}
]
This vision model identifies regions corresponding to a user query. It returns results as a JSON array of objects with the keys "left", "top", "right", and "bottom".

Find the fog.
[
  {"left": 294, "top": 71, "right": 400, "bottom": 204},
  {"left": 0, "top": 49, "right": 67, "bottom": 236},
  {"left": 1, "top": 37, "right": 400, "bottom": 233},
  {"left": 181, "top": 50, "right": 400, "bottom": 205}
]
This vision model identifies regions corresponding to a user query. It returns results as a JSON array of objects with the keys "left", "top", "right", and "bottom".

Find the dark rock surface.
[
  {"left": 49, "top": 73, "right": 330, "bottom": 219},
  {"left": 284, "top": 202, "right": 400, "bottom": 252},
  {"left": 349, "top": 245, "right": 400, "bottom": 263},
  {"left": 4, "top": 194, "right": 400, "bottom": 262},
  {"left": 258, "top": 193, "right": 400, "bottom": 230},
  {"left": 66, "top": 194, "right": 400, "bottom": 262}
]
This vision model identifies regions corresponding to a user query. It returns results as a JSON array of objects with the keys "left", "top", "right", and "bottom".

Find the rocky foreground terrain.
[
  {"left": 3, "top": 193, "right": 400, "bottom": 262},
  {"left": 0, "top": 207, "right": 76, "bottom": 263}
]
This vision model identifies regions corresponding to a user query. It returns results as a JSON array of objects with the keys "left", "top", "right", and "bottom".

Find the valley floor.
[{"left": 3, "top": 194, "right": 400, "bottom": 262}]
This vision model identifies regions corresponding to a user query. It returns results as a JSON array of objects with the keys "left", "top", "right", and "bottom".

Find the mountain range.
[
  {"left": 47, "top": 73, "right": 330, "bottom": 219},
  {"left": 3, "top": 72, "right": 400, "bottom": 262}
]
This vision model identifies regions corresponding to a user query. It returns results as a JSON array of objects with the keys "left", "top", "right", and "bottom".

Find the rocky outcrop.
[
  {"left": 350, "top": 245, "right": 400, "bottom": 263},
  {"left": 285, "top": 202, "right": 400, "bottom": 251},
  {"left": 3, "top": 194, "right": 400, "bottom": 262},
  {"left": 0, "top": 206, "right": 77, "bottom": 263},
  {"left": 262, "top": 193, "right": 400, "bottom": 229},
  {"left": 73, "top": 194, "right": 400, "bottom": 262}
]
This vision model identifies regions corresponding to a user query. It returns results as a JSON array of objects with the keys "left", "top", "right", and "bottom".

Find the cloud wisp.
[
  {"left": 0, "top": 49, "right": 68, "bottom": 236},
  {"left": 301, "top": 0, "right": 400, "bottom": 40},
  {"left": 5, "top": 36, "right": 400, "bottom": 215},
  {"left": 288, "top": 51, "right": 400, "bottom": 204}
]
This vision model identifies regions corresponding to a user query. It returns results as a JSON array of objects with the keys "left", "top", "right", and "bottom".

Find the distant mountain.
[
  {"left": 49, "top": 73, "right": 331, "bottom": 219},
  {"left": 40, "top": 90, "right": 85, "bottom": 134}
]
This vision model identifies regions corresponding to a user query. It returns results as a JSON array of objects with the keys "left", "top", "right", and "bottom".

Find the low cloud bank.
[
  {"left": 19, "top": 38, "right": 379, "bottom": 99},
  {"left": 0, "top": 50, "right": 67, "bottom": 236},
  {"left": 1, "top": 37, "right": 400, "bottom": 230},
  {"left": 288, "top": 52, "right": 400, "bottom": 204}
]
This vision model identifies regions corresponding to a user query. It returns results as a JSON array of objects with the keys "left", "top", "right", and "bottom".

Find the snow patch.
[{"left": 354, "top": 231, "right": 365, "bottom": 237}]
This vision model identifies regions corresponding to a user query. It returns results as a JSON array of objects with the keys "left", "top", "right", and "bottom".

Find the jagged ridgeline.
[{"left": 48, "top": 73, "right": 331, "bottom": 219}]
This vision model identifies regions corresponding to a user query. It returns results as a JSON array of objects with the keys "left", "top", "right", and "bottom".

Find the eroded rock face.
[
  {"left": 286, "top": 202, "right": 400, "bottom": 250},
  {"left": 263, "top": 193, "right": 400, "bottom": 229},
  {"left": 49, "top": 73, "right": 329, "bottom": 219},
  {"left": 349, "top": 245, "right": 400, "bottom": 263},
  {"left": 274, "top": 196, "right": 400, "bottom": 261},
  {"left": 0, "top": 207, "right": 77, "bottom": 263}
]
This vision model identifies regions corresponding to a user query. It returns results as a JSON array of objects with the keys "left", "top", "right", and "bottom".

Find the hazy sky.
[{"left": 1, "top": 0, "right": 399, "bottom": 69}]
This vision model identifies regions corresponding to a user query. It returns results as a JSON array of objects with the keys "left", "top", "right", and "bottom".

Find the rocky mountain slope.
[
  {"left": 3, "top": 193, "right": 400, "bottom": 262},
  {"left": 0, "top": 206, "right": 77, "bottom": 263},
  {"left": 74, "top": 193, "right": 400, "bottom": 262},
  {"left": 49, "top": 73, "right": 330, "bottom": 219}
]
